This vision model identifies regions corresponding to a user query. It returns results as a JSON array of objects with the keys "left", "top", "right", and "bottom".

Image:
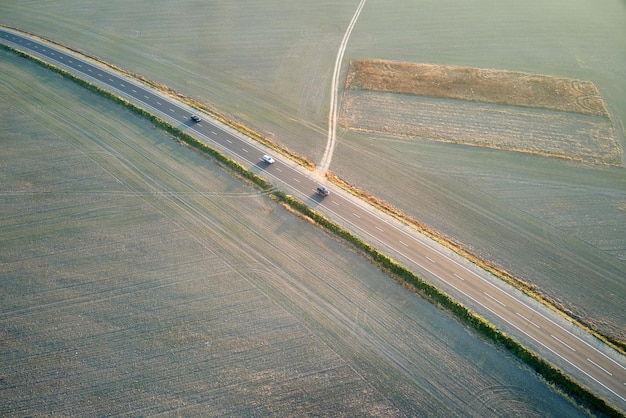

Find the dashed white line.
[
  {"left": 169, "top": 109, "right": 175, "bottom": 113},
  {"left": 551, "top": 334, "right": 576, "bottom": 352},
  {"left": 275, "top": 167, "right": 283, "bottom": 173},
  {"left": 226, "top": 139, "right": 232, "bottom": 144},
  {"left": 120, "top": 83, "right": 125, "bottom": 87},
  {"left": 108, "top": 78, "right": 114, "bottom": 82},
  {"left": 132, "top": 89, "right": 137, "bottom": 93},
  {"left": 587, "top": 358, "right": 613, "bottom": 376},
  {"left": 292, "top": 177, "right": 300, "bottom": 183},
  {"left": 156, "top": 101, "right": 162, "bottom": 105},
  {"left": 453, "top": 273, "right": 465, "bottom": 281},
  {"left": 211, "top": 131, "right": 217, "bottom": 135},
  {"left": 241, "top": 148, "right": 248, "bottom": 153},
  {"left": 399, "top": 240, "right": 409, "bottom": 247},
  {"left": 331, "top": 200, "right": 339, "bottom": 206},
  {"left": 425, "top": 256, "right": 436, "bottom": 263},
  {"left": 516, "top": 312, "right": 540, "bottom": 329},
  {"left": 483, "top": 291, "right": 506, "bottom": 307},
  {"left": 144, "top": 95, "right": 149, "bottom": 99},
  {"left": 375, "top": 226, "right": 384, "bottom": 232},
  {"left": 88, "top": 68, "right": 92, "bottom": 72},
  {"left": 352, "top": 213, "right": 361, "bottom": 219}
]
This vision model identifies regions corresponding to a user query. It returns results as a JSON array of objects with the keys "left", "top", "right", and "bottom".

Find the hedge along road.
[{"left": 2, "top": 27, "right": 625, "bottom": 411}]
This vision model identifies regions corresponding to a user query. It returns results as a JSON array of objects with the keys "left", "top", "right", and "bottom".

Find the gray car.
[{"left": 316, "top": 185, "right": 330, "bottom": 196}]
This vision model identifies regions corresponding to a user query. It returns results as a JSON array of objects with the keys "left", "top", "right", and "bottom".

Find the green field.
[
  {"left": 0, "top": 50, "right": 591, "bottom": 416},
  {"left": 1, "top": 0, "right": 623, "bottom": 343}
]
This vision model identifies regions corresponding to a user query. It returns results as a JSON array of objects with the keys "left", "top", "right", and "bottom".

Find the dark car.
[
  {"left": 190, "top": 114, "right": 201, "bottom": 122},
  {"left": 316, "top": 185, "right": 330, "bottom": 196}
]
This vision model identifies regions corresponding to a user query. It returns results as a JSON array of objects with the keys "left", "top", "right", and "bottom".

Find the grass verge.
[{"left": 2, "top": 41, "right": 623, "bottom": 417}]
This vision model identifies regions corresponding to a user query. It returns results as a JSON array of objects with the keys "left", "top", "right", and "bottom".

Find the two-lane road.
[{"left": 2, "top": 28, "right": 624, "bottom": 411}]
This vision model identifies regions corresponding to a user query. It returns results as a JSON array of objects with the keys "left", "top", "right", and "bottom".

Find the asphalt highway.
[{"left": 2, "top": 28, "right": 624, "bottom": 410}]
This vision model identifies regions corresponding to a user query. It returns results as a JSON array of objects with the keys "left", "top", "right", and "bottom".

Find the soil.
[{"left": 345, "top": 59, "right": 610, "bottom": 118}]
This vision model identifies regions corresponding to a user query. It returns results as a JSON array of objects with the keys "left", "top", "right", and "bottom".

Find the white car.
[{"left": 262, "top": 154, "right": 275, "bottom": 164}]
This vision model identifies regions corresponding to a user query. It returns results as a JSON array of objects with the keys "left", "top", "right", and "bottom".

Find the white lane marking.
[
  {"left": 156, "top": 101, "right": 162, "bottom": 105},
  {"left": 587, "top": 358, "right": 613, "bottom": 376},
  {"left": 483, "top": 291, "right": 506, "bottom": 307},
  {"left": 353, "top": 213, "right": 361, "bottom": 219},
  {"left": 120, "top": 83, "right": 125, "bottom": 87},
  {"left": 144, "top": 95, "right": 149, "bottom": 99},
  {"left": 551, "top": 334, "right": 576, "bottom": 352},
  {"left": 375, "top": 226, "right": 384, "bottom": 232},
  {"left": 516, "top": 312, "right": 540, "bottom": 329},
  {"left": 453, "top": 273, "right": 465, "bottom": 281},
  {"left": 77, "top": 64, "right": 82, "bottom": 67},
  {"left": 275, "top": 167, "right": 282, "bottom": 173},
  {"left": 292, "top": 177, "right": 300, "bottom": 183},
  {"left": 97, "top": 73, "right": 103, "bottom": 77},
  {"left": 169, "top": 108, "right": 175, "bottom": 113},
  {"left": 425, "top": 256, "right": 436, "bottom": 263},
  {"left": 241, "top": 148, "right": 248, "bottom": 153},
  {"left": 332, "top": 200, "right": 339, "bottom": 206},
  {"left": 88, "top": 68, "right": 92, "bottom": 72},
  {"left": 399, "top": 240, "right": 409, "bottom": 247},
  {"left": 108, "top": 78, "right": 114, "bottom": 82},
  {"left": 132, "top": 89, "right": 137, "bottom": 93},
  {"left": 211, "top": 131, "right": 217, "bottom": 135},
  {"left": 226, "top": 139, "right": 232, "bottom": 144}
]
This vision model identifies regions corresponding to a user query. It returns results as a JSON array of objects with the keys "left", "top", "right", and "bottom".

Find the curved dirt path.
[{"left": 318, "top": 0, "right": 367, "bottom": 174}]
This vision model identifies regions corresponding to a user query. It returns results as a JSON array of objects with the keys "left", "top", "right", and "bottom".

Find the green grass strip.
[{"left": 3, "top": 42, "right": 623, "bottom": 418}]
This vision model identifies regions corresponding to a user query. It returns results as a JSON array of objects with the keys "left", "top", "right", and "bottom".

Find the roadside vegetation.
[{"left": 2, "top": 43, "right": 621, "bottom": 416}]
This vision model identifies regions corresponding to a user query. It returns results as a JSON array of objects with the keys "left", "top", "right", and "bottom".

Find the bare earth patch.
[
  {"left": 341, "top": 60, "right": 622, "bottom": 165},
  {"left": 346, "top": 60, "right": 609, "bottom": 117}
]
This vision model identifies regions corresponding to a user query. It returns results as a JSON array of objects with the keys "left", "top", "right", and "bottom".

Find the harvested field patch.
[
  {"left": 345, "top": 60, "right": 610, "bottom": 117},
  {"left": 339, "top": 90, "right": 622, "bottom": 165},
  {"left": 341, "top": 60, "right": 622, "bottom": 165}
]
